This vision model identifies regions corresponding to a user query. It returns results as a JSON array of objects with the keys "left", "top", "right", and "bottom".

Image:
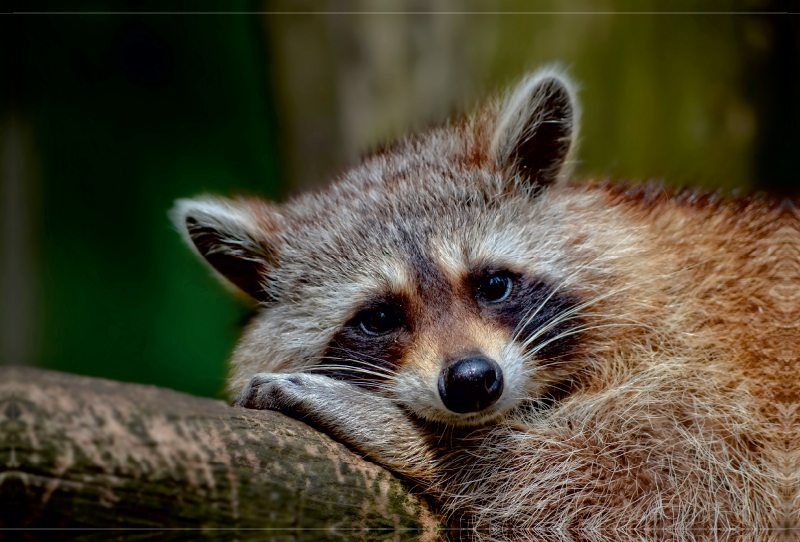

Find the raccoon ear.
[
  {"left": 492, "top": 70, "right": 579, "bottom": 189},
  {"left": 171, "top": 197, "right": 281, "bottom": 303}
]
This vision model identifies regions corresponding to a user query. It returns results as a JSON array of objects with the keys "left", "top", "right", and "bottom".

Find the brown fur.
[{"left": 173, "top": 70, "right": 796, "bottom": 539}]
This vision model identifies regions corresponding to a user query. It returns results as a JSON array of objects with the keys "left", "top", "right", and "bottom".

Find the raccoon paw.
[{"left": 235, "top": 372, "right": 309, "bottom": 411}]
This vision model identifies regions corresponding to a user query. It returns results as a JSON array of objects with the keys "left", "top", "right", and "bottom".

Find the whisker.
[
  {"left": 526, "top": 322, "right": 640, "bottom": 361},
  {"left": 324, "top": 346, "right": 399, "bottom": 370},
  {"left": 305, "top": 363, "right": 396, "bottom": 380},
  {"left": 312, "top": 357, "right": 397, "bottom": 379},
  {"left": 510, "top": 282, "right": 614, "bottom": 347},
  {"left": 321, "top": 352, "right": 397, "bottom": 370},
  {"left": 520, "top": 315, "right": 650, "bottom": 353},
  {"left": 325, "top": 345, "right": 398, "bottom": 367}
]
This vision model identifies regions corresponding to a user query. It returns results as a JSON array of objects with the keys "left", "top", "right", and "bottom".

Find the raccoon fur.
[{"left": 172, "top": 69, "right": 796, "bottom": 540}]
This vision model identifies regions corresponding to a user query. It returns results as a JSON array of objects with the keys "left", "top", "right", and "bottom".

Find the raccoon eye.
[
  {"left": 477, "top": 272, "right": 513, "bottom": 303},
  {"left": 357, "top": 304, "right": 403, "bottom": 336}
]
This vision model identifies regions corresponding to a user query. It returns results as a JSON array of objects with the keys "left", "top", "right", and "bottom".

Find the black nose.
[{"left": 438, "top": 357, "right": 504, "bottom": 414}]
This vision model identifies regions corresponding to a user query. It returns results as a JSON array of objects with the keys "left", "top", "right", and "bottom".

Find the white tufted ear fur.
[
  {"left": 170, "top": 197, "right": 282, "bottom": 303},
  {"left": 492, "top": 68, "right": 580, "bottom": 188}
]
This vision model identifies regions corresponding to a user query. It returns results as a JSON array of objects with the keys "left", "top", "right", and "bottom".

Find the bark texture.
[{"left": 0, "top": 367, "right": 443, "bottom": 541}]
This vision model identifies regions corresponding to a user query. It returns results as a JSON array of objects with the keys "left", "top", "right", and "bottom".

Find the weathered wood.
[{"left": 0, "top": 367, "right": 444, "bottom": 540}]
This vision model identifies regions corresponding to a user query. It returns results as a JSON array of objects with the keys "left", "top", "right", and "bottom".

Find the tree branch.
[{"left": 0, "top": 367, "right": 443, "bottom": 540}]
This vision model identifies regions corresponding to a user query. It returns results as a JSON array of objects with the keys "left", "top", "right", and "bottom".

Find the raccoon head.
[{"left": 174, "top": 70, "right": 583, "bottom": 426}]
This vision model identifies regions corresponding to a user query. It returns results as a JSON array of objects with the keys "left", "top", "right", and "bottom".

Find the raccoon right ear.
[
  {"left": 171, "top": 197, "right": 281, "bottom": 303},
  {"left": 492, "top": 69, "right": 579, "bottom": 189}
]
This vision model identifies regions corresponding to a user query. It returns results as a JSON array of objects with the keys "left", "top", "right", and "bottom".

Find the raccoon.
[{"left": 172, "top": 70, "right": 795, "bottom": 539}]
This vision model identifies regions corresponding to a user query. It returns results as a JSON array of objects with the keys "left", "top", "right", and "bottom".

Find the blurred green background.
[{"left": 3, "top": 1, "right": 798, "bottom": 399}]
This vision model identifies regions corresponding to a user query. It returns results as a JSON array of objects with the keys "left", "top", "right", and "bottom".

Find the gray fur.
[{"left": 174, "top": 69, "right": 785, "bottom": 538}]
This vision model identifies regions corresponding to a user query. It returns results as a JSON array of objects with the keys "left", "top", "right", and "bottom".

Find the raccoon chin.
[
  {"left": 403, "top": 396, "right": 515, "bottom": 427},
  {"left": 437, "top": 404, "right": 515, "bottom": 427}
]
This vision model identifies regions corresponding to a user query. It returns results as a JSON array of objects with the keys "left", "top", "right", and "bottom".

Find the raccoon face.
[
  {"left": 329, "top": 258, "right": 583, "bottom": 426},
  {"left": 174, "top": 69, "right": 581, "bottom": 426}
]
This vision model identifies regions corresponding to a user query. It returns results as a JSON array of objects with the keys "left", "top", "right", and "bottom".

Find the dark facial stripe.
[
  {"left": 399, "top": 227, "right": 453, "bottom": 309},
  {"left": 318, "top": 295, "right": 411, "bottom": 385},
  {"left": 318, "top": 334, "right": 406, "bottom": 384},
  {"left": 473, "top": 269, "right": 583, "bottom": 362}
]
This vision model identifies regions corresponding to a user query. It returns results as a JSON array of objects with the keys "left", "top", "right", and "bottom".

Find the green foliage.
[{"left": 20, "top": 4, "right": 281, "bottom": 398}]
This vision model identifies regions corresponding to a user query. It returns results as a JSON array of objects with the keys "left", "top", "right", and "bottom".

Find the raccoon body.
[{"left": 174, "top": 71, "right": 796, "bottom": 538}]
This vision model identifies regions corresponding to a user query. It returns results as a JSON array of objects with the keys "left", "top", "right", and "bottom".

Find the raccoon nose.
[{"left": 438, "top": 357, "right": 504, "bottom": 414}]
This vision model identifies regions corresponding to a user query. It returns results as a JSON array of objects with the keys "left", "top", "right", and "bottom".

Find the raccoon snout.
[{"left": 438, "top": 357, "right": 504, "bottom": 414}]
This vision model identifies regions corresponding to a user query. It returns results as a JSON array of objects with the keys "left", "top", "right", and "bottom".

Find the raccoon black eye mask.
[{"left": 174, "top": 69, "right": 790, "bottom": 539}]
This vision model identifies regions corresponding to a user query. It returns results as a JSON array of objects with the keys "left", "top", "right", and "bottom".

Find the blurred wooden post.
[
  {"left": 264, "top": 0, "right": 495, "bottom": 193},
  {"left": 0, "top": 367, "right": 443, "bottom": 540}
]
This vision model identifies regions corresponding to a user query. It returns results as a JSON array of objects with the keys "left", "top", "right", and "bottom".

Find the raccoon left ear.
[
  {"left": 171, "top": 197, "right": 282, "bottom": 303},
  {"left": 492, "top": 69, "right": 579, "bottom": 188}
]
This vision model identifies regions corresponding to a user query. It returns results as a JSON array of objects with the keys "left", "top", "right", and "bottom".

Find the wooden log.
[{"left": 0, "top": 367, "right": 444, "bottom": 540}]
